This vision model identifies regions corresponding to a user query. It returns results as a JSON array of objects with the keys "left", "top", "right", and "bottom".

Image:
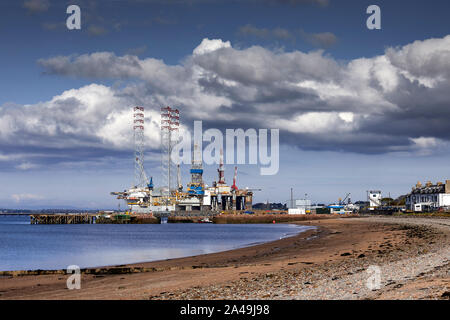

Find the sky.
[{"left": 1, "top": 0, "right": 450, "bottom": 209}]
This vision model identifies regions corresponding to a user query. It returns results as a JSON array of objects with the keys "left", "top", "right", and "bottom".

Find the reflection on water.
[{"left": 0, "top": 215, "right": 313, "bottom": 271}]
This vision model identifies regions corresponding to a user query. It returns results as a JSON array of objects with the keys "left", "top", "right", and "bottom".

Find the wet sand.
[{"left": 0, "top": 216, "right": 448, "bottom": 300}]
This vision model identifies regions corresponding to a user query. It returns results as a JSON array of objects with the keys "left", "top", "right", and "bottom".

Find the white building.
[
  {"left": 287, "top": 199, "right": 311, "bottom": 214},
  {"left": 368, "top": 190, "right": 382, "bottom": 209},
  {"left": 295, "top": 199, "right": 311, "bottom": 210},
  {"left": 288, "top": 208, "right": 306, "bottom": 215},
  {"left": 405, "top": 180, "right": 450, "bottom": 212}
]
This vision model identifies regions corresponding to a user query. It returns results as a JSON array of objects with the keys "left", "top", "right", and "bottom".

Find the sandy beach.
[{"left": 0, "top": 215, "right": 449, "bottom": 300}]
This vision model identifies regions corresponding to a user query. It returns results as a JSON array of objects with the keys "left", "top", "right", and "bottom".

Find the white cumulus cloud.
[
  {"left": 1, "top": 36, "right": 450, "bottom": 169},
  {"left": 193, "top": 38, "right": 231, "bottom": 55}
]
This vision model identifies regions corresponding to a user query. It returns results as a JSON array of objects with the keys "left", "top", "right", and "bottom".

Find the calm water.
[{"left": 0, "top": 215, "right": 313, "bottom": 271}]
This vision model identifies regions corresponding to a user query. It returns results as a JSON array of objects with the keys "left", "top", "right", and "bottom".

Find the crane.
[{"left": 339, "top": 193, "right": 351, "bottom": 205}]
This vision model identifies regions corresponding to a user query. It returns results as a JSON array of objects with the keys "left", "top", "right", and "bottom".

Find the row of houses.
[{"left": 405, "top": 180, "right": 450, "bottom": 212}]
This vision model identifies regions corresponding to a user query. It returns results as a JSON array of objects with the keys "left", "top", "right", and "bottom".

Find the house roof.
[{"left": 408, "top": 184, "right": 445, "bottom": 195}]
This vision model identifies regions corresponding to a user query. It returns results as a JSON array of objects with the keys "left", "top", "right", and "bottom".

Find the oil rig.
[{"left": 111, "top": 106, "right": 256, "bottom": 215}]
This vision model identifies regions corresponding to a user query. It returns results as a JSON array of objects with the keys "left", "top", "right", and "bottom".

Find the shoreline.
[
  {"left": 0, "top": 216, "right": 448, "bottom": 300},
  {"left": 0, "top": 223, "right": 316, "bottom": 275}
]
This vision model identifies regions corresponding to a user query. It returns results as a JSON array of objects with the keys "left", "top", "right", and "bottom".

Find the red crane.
[{"left": 231, "top": 166, "right": 238, "bottom": 191}]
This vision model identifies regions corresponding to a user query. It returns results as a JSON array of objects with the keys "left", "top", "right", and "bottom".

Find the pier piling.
[{"left": 30, "top": 214, "right": 96, "bottom": 225}]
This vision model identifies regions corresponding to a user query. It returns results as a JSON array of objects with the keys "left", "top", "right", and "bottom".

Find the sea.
[{"left": 0, "top": 215, "right": 313, "bottom": 271}]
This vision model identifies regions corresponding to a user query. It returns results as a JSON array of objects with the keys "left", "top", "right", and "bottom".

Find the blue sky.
[
  {"left": 2, "top": 0, "right": 450, "bottom": 103},
  {"left": 1, "top": 0, "right": 450, "bottom": 208}
]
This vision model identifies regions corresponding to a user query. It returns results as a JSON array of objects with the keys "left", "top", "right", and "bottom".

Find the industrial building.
[
  {"left": 405, "top": 180, "right": 450, "bottom": 212},
  {"left": 288, "top": 199, "right": 311, "bottom": 215},
  {"left": 368, "top": 190, "right": 382, "bottom": 209},
  {"left": 111, "top": 106, "right": 255, "bottom": 215}
]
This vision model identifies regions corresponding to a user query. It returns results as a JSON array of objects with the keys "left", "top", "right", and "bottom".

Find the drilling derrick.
[
  {"left": 177, "top": 164, "right": 183, "bottom": 192},
  {"left": 160, "top": 106, "right": 180, "bottom": 200},
  {"left": 231, "top": 166, "right": 238, "bottom": 210},
  {"left": 217, "top": 148, "right": 225, "bottom": 185},
  {"left": 133, "top": 106, "right": 148, "bottom": 188},
  {"left": 231, "top": 166, "right": 238, "bottom": 191},
  {"left": 187, "top": 144, "right": 204, "bottom": 195}
]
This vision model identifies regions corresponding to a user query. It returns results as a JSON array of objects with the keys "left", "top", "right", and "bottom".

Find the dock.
[
  {"left": 30, "top": 214, "right": 97, "bottom": 225},
  {"left": 27, "top": 211, "right": 221, "bottom": 224}
]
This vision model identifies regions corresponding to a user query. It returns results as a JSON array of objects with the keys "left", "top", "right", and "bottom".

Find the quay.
[
  {"left": 28, "top": 211, "right": 219, "bottom": 225},
  {"left": 30, "top": 214, "right": 97, "bottom": 225},
  {"left": 27, "top": 212, "right": 346, "bottom": 225}
]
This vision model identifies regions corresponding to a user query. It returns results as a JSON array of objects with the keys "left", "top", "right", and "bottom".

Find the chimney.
[{"left": 446, "top": 180, "right": 450, "bottom": 194}]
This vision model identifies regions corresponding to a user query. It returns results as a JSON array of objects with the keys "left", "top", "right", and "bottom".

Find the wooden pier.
[
  {"left": 28, "top": 211, "right": 221, "bottom": 225},
  {"left": 30, "top": 214, "right": 96, "bottom": 225}
]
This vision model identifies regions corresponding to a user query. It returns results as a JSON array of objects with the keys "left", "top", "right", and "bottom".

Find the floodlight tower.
[
  {"left": 133, "top": 106, "right": 148, "bottom": 188},
  {"left": 160, "top": 106, "right": 180, "bottom": 198}
]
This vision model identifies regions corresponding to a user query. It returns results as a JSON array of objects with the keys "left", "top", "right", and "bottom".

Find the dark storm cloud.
[
  {"left": 197, "top": 74, "right": 319, "bottom": 106},
  {"left": 365, "top": 83, "right": 450, "bottom": 141},
  {"left": 191, "top": 45, "right": 341, "bottom": 85},
  {"left": 38, "top": 53, "right": 143, "bottom": 78}
]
